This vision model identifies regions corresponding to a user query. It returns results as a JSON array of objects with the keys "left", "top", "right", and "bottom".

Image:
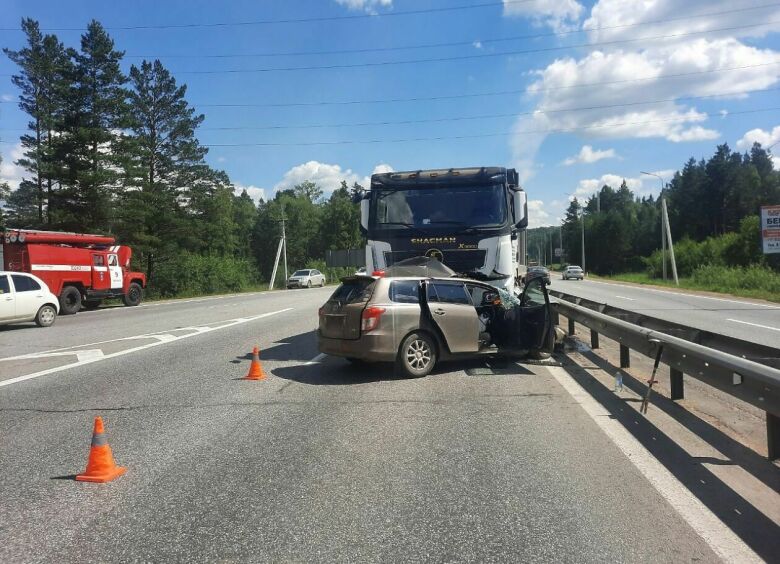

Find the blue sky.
[{"left": 1, "top": 0, "right": 779, "bottom": 226}]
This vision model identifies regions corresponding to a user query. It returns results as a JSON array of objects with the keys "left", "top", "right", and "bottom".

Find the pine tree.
[
  {"left": 3, "top": 19, "right": 71, "bottom": 225},
  {"left": 62, "top": 20, "right": 127, "bottom": 231}
]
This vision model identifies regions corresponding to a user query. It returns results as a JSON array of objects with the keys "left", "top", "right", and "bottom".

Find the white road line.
[
  {"left": 585, "top": 280, "right": 780, "bottom": 309},
  {"left": 614, "top": 295, "right": 636, "bottom": 301},
  {"left": 545, "top": 365, "right": 761, "bottom": 563},
  {"left": 726, "top": 319, "right": 780, "bottom": 333},
  {"left": 0, "top": 308, "right": 293, "bottom": 388}
]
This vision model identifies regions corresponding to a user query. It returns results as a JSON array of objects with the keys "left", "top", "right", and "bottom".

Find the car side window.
[
  {"left": 466, "top": 284, "right": 490, "bottom": 305},
  {"left": 521, "top": 278, "right": 546, "bottom": 307},
  {"left": 431, "top": 282, "right": 471, "bottom": 305},
  {"left": 93, "top": 255, "right": 105, "bottom": 267},
  {"left": 11, "top": 275, "right": 41, "bottom": 292},
  {"left": 389, "top": 281, "right": 420, "bottom": 303},
  {"left": 0, "top": 275, "right": 9, "bottom": 294},
  {"left": 108, "top": 255, "right": 118, "bottom": 266}
]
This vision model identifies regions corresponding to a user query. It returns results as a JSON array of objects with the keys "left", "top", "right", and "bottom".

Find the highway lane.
[
  {"left": 1, "top": 288, "right": 773, "bottom": 561},
  {"left": 547, "top": 278, "right": 780, "bottom": 348}
]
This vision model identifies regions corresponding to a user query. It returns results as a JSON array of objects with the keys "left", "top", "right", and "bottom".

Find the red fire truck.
[{"left": 1, "top": 229, "right": 146, "bottom": 314}]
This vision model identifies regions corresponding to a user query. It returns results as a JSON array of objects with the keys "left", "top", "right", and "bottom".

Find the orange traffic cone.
[
  {"left": 75, "top": 416, "right": 127, "bottom": 483},
  {"left": 243, "top": 346, "right": 266, "bottom": 380}
]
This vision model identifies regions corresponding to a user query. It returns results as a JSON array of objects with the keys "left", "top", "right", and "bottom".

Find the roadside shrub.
[
  {"left": 150, "top": 252, "right": 260, "bottom": 297},
  {"left": 690, "top": 264, "right": 780, "bottom": 294}
]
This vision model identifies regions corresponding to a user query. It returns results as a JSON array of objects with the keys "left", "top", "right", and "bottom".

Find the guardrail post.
[
  {"left": 590, "top": 329, "right": 599, "bottom": 349},
  {"left": 568, "top": 318, "right": 575, "bottom": 336},
  {"left": 620, "top": 344, "right": 630, "bottom": 368},
  {"left": 768, "top": 413, "right": 780, "bottom": 461},
  {"left": 670, "top": 368, "right": 684, "bottom": 400}
]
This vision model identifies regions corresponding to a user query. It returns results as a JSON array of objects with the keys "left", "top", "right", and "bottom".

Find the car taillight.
[
  {"left": 361, "top": 306, "right": 386, "bottom": 332},
  {"left": 372, "top": 270, "right": 386, "bottom": 277}
]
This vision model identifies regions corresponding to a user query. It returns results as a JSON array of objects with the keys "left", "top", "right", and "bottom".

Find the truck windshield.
[{"left": 370, "top": 184, "right": 506, "bottom": 230}]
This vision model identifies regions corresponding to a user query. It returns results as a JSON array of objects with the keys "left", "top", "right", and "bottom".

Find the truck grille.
[{"left": 384, "top": 249, "right": 487, "bottom": 272}]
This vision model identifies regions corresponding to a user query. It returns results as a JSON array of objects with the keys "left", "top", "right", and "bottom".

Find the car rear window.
[
  {"left": 329, "top": 278, "right": 375, "bottom": 303},
  {"left": 389, "top": 280, "right": 420, "bottom": 303}
]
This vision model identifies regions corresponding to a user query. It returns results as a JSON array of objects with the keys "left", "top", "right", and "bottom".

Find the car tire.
[
  {"left": 35, "top": 304, "right": 57, "bottom": 327},
  {"left": 123, "top": 282, "right": 143, "bottom": 306},
  {"left": 84, "top": 299, "right": 102, "bottom": 310},
  {"left": 396, "top": 332, "right": 437, "bottom": 378},
  {"left": 59, "top": 286, "right": 82, "bottom": 315}
]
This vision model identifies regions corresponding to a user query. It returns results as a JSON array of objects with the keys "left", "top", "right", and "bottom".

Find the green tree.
[
  {"left": 4, "top": 19, "right": 71, "bottom": 225},
  {"left": 59, "top": 20, "right": 127, "bottom": 231},
  {"left": 320, "top": 181, "right": 363, "bottom": 250}
]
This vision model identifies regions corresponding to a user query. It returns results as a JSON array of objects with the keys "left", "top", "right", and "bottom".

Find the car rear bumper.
[{"left": 317, "top": 332, "right": 397, "bottom": 362}]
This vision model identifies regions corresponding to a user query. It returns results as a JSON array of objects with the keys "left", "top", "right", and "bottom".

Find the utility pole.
[
  {"left": 580, "top": 204, "right": 585, "bottom": 273},
  {"left": 268, "top": 206, "right": 289, "bottom": 290},
  {"left": 641, "top": 171, "right": 678, "bottom": 285}
]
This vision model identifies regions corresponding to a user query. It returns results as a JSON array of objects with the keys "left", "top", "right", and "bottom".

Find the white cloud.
[
  {"left": 572, "top": 174, "right": 643, "bottom": 199},
  {"left": 584, "top": 0, "right": 780, "bottom": 43},
  {"left": 234, "top": 183, "right": 266, "bottom": 204},
  {"left": 271, "top": 161, "right": 394, "bottom": 197},
  {"left": 473, "top": 40, "right": 483, "bottom": 49},
  {"left": 510, "top": 37, "right": 780, "bottom": 170},
  {"left": 736, "top": 125, "right": 780, "bottom": 150},
  {"left": 335, "top": 0, "right": 391, "bottom": 14},
  {"left": 503, "top": 0, "right": 584, "bottom": 32},
  {"left": 527, "top": 199, "right": 552, "bottom": 227},
  {"left": 737, "top": 125, "right": 780, "bottom": 169},
  {"left": 1, "top": 142, "right": 25, "bottom": 191},
  {"left": 216, "top": 156, "right": 226, "bottom": 163},
  {"left": 563, "top": 145, "right": 617, "bottom": 165},
  {"left": 1, "top": 94, "right": 13, "bottom": 102}
]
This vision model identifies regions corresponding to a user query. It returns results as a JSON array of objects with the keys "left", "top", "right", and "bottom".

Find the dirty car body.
[{"left": 317, "top": 272, "right": 553, "bottom": 377}]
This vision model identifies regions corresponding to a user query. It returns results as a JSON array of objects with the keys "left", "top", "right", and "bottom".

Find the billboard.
[{"left": 761, "top": 205, "right": 780, "bottom": 254}]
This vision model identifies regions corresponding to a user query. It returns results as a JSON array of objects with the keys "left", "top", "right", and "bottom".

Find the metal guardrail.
[{"left": 550, "top": 293, "right": 780, "bottom": 461}]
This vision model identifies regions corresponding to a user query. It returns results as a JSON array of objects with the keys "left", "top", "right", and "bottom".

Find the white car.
[
  {"left": 562, "top": 266, "right": 584, "bottom": 280},
  {"left": 0, "top": 271, "right": 60, "bottom": 327},
  {"left": 287, "top": 269, "right": 326, "bottom": 289}
]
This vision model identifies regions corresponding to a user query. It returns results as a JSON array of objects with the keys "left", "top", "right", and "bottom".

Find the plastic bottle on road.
[{"left": 614, "top": 372, "right": 624, "bottom": 392}]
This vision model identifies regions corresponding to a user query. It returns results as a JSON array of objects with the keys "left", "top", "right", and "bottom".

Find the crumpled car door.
[{"left": 420, "top": 280, "right": 480, "bottom": 353}]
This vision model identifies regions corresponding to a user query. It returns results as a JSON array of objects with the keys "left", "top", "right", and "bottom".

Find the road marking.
[
  {"left": 545, "top": 365, "right": 761, "bottom": 563},
  {"left": 726, "top": 319, "right": 780, "bottom": 332},
  {"left": 614, "top": 295, "right": 636, "bottom": 301},
  {"left": 583, "top": 280, "right": 780, "bottom": 309},
  {"left": 0, "top": 308, "right": 293, "bottom": 388}
]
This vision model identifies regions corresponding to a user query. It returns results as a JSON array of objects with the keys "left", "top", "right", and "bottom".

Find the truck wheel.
[
  {"left": 84, "top": 300, "right": 102, "bottom": 310},
  {"left": 59, "top": 286, "right": 82, "bottom": 315},
  {"left": 35, "top": 305, "right": 57, "bottom": 327},
  {"left": 123, "top": 283, "right": 143, "bottom": 306},
  {"left": 396, "top": 332, "right": 437, "bottom": 378}
]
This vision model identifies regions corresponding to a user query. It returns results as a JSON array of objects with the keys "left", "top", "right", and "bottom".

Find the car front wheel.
[
  {"left": 397, "top": 332, "right": 437, "bottom": 378},
  {"left": 35, "top": 304, "right": 57, "bottom": 327}
]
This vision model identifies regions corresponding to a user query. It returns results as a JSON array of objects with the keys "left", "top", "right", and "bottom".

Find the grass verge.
[{"left": 592, "top": 266, "right": 780, "bottom": 304}]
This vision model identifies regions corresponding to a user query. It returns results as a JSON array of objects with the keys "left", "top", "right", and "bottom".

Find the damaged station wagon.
[{"left": 317, "top": 259, "right": 554, "bottom": 378}]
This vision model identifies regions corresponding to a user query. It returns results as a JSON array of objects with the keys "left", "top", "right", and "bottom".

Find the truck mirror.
[
  {"left": 512, "top": 190, "right": 528, "bottom": 228},
  {"left": 360, "top": 198, "right": 370, "bottom": 232}
]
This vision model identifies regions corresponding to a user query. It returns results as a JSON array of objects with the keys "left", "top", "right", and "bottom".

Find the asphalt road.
[
  {"left": 547, "top": 278, "right": 780, "bottom": 349},
  {"left": 0, "top": 288, "right": 774, "bottom": 562}
]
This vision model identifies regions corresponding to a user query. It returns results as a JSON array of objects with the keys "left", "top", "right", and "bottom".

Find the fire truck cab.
[{"left": 1, "top": 229, "right": 147, "bottom": 314}]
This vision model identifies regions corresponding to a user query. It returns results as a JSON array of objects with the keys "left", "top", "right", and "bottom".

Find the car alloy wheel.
[{"left": 406, "top": 338, "right": 432, "bottom": 372}]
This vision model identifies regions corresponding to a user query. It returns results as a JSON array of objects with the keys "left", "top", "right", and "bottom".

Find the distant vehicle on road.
[
  {"left": 525, "top": 266, "right": 551, "bottom": 285},
  {"left": 0, "top": 271, "right": 59, "bottom": 327},
  {"left": 2, "top": 229, "right": 146, "bottom": 314},
  {"left": 562, "top": 265, "right": 584, "bottom": 280},
  {"left": 318, "top": 259, "right": 554, "bottom": 378},
  {"left": 354, "top": 266, "right": 367, "bottom": 276},
  {"left": 287, "top": 269, "right": 326, "bottom": 289}
]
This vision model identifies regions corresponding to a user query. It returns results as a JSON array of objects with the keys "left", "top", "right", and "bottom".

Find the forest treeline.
[
  {"left": 0, "top": 19, "right": 362, "bottom": 295},
  {"left": 530, "top": 143, "right": 780, "bottom": 277}
]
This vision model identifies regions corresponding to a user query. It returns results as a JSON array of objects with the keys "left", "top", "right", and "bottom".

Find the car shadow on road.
[
  {"left": 232, "top": 331, "right": 319, "bottom": 363},
  {"left": 273, "top": 358, "right": 405, "bottom": 385},
  {"left": 558, "top": 356, "right": 780, "bottom": 561}
]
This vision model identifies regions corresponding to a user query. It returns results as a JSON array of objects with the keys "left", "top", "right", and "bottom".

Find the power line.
[
  {"left": 2, "top": 106, "right": 778, "bottom": 147},
  {"left": 119, "top": 3, "right": 780, "bottom": 59},
  {"left": 195, "top": 106, "right": 780, "bottom": 147},
  {"left": 111, "top": 20, "right": 780, "bottom": 75},
  {"left": 3, "top": 61, "right": 779, "bottom": 110},
  {"left": 2, "top": 85, "right": 778, "bottom": 135},
  {"left": 0, "top": 0, "right": 534, "bottom": 32}
]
